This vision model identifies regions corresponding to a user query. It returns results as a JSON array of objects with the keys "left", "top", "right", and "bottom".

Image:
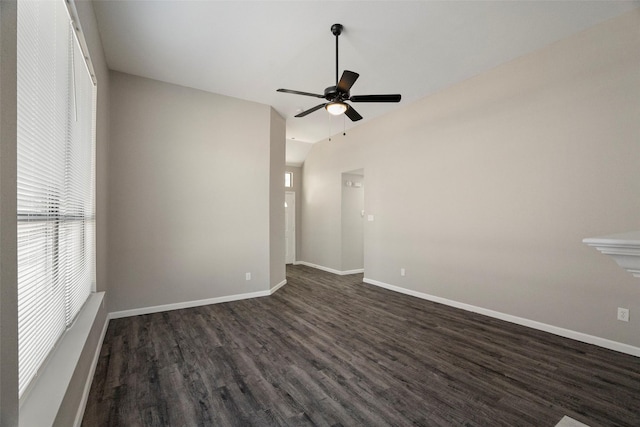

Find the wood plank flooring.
[{"left": 82, "top": 265, "right": 640, "bottom": 426}]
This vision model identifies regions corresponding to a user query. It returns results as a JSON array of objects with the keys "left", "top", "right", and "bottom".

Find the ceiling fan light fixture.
[{"left": 326, "top": 101, "right": 347, "bottom": 116}]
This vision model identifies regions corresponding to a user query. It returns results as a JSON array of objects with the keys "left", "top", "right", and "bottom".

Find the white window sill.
[{"left": 19, "top": 292, "right": 106, "bottom": 427}]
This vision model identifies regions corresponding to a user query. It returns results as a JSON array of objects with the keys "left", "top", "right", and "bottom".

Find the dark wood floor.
[{"left": 83, "top": 265, "right": 640, "bottom": 426}]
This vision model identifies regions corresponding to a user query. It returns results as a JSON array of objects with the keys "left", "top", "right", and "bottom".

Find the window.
[
  {"left": 17, "top": 0, "right": 96, "bottom": 397},
  {"left": 285, "top": 172, "right": 293, "bottom": 188}
]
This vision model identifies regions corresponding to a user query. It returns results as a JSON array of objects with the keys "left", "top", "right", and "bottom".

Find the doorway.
[{"left": 285, "top": 191, "right": 296, "bottom": 264}]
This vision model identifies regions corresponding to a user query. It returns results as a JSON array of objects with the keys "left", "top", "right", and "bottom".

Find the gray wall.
[
  {"left": 108, "top": 71, "right": 284, "bottom": 313},
  {"left": 286, "top": 165, "right": 302, "bottom": 262},
  {"left": 0, "top": 0, "right": 18, "bottom": 424},
  {"left": 270, "top": 109, "right": 286, "bottom": 287},
  {"left": 341, "top": 173, "right": 364, "bottom": 271},
  {"left": 301, "top": 11, "right": 640, "bottom": 348}
]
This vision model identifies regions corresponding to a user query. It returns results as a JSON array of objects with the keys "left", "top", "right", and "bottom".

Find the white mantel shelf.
[{"left": 583, "top": 231, "right": 640, "bottom": 278}]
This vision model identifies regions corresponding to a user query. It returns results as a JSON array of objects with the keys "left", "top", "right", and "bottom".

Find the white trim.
[
  {"left": 295, "top": 261, "right": 364, "bottom": 276},
  {"left": 73, "top": 311, "right": 109, "bottom": 427},
  {"left": 363, "top": 277, "right": 640, "bottom": 358},
  {"left": 583, "top": 231, "right": 640, "bottom": 278},
  {"left": 270, "top": 279, "right": 287, "bottom": 294},
  {"left": 110, "top": 289, "right": 272, "bottom": 319},
  {"left": 19, "top": 292, "right": 106, "bottom": 427}
]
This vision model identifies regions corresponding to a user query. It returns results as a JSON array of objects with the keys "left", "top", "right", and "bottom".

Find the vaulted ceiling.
[{"left": 93, "top": 0, "right": 638, "bottom": 152}]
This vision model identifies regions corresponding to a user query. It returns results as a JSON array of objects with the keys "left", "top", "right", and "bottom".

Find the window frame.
[{"left": 16, "top": 0, "right": 97, "bottom": 398}]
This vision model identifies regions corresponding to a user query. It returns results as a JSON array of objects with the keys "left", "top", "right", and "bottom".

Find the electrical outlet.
[
  {"left": 617, "top": 307, "right": 629, "bottom": 322},
  {"left": 400, "top": 268, "right": 406, "bottom": 277},
  {"left": 245, "top": 272, "right": 251, "bottom": 281}
]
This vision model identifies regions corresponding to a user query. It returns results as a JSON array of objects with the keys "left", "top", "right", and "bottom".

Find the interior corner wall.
[
  {"left": 0, "top": 0, "right": 19, "bottom": 424},
  {"left": 108, "top": 71, "right": 274, "bottom": 313},
  {"left": 270, "top": 109, "right": 286, "bottom": 288},
  {"left": 285, "top": 165, "right": 302, "bottom": 262},
  {"left": 301, "top": 10, "right": 640, "bottom": 348}
]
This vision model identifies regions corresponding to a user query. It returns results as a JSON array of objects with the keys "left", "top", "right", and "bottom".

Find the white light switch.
[
  {"left": 367, "top": 215, "right": 374, "bottom": 222},
  {"left": 246, "top": 272, "right": 251, "bottom": 281}
]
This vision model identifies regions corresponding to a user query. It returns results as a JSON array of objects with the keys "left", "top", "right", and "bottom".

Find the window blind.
[{"left": 17, "top": 0, "right": 96, "bottom": 397}]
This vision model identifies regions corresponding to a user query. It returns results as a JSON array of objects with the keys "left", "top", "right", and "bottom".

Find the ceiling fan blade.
[
  {"left": 350, "top": 94, "right": 402, "bottom": 103},
  {"left": 337, "top": 70, "right": 359, "bottom": 93},
  {"left": 344, "top": 104, "right": 363, "bottom": 122},
  {"left": 295, "top": 103, "right": 328, "bottom": 118},
  {"left": 277, "top": 88, "right": 325, "bottom": 98}
]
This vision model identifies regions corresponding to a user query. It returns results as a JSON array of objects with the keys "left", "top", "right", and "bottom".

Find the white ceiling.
[{"left": 93, "top": 0, "right": 639, "bottom": 152}]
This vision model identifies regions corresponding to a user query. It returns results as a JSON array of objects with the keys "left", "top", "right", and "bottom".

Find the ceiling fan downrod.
[{"left": 331, "top": 23, "right": 343, "bottom": 86}]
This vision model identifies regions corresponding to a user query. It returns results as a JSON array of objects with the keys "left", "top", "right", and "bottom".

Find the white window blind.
[{"left": 17, "top": 0, "right": 96, "bottom": 397}]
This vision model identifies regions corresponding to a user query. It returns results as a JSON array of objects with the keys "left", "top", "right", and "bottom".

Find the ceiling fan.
[{"left": 277, "top": 23, "right": 401, "bottom": 122}]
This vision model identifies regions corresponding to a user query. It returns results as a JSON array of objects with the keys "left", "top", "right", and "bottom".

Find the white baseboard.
[
  {"left": 109, "top": 279, "right": 291, "bottom": 320},
  {"left": 271, "top": 279, "right": 287, "bottom": 294},
  {"left": 110, "top": 289, "right": 272, "bottom": 319},
  {"left": 363, "top": 277, "right": 640, "bottom": 358},
  {"left": 74, "top": 311, "right": 110, "bottom": 427},
  {"left": 295, "top": 261, "right": 364, "bottom": 276}
]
